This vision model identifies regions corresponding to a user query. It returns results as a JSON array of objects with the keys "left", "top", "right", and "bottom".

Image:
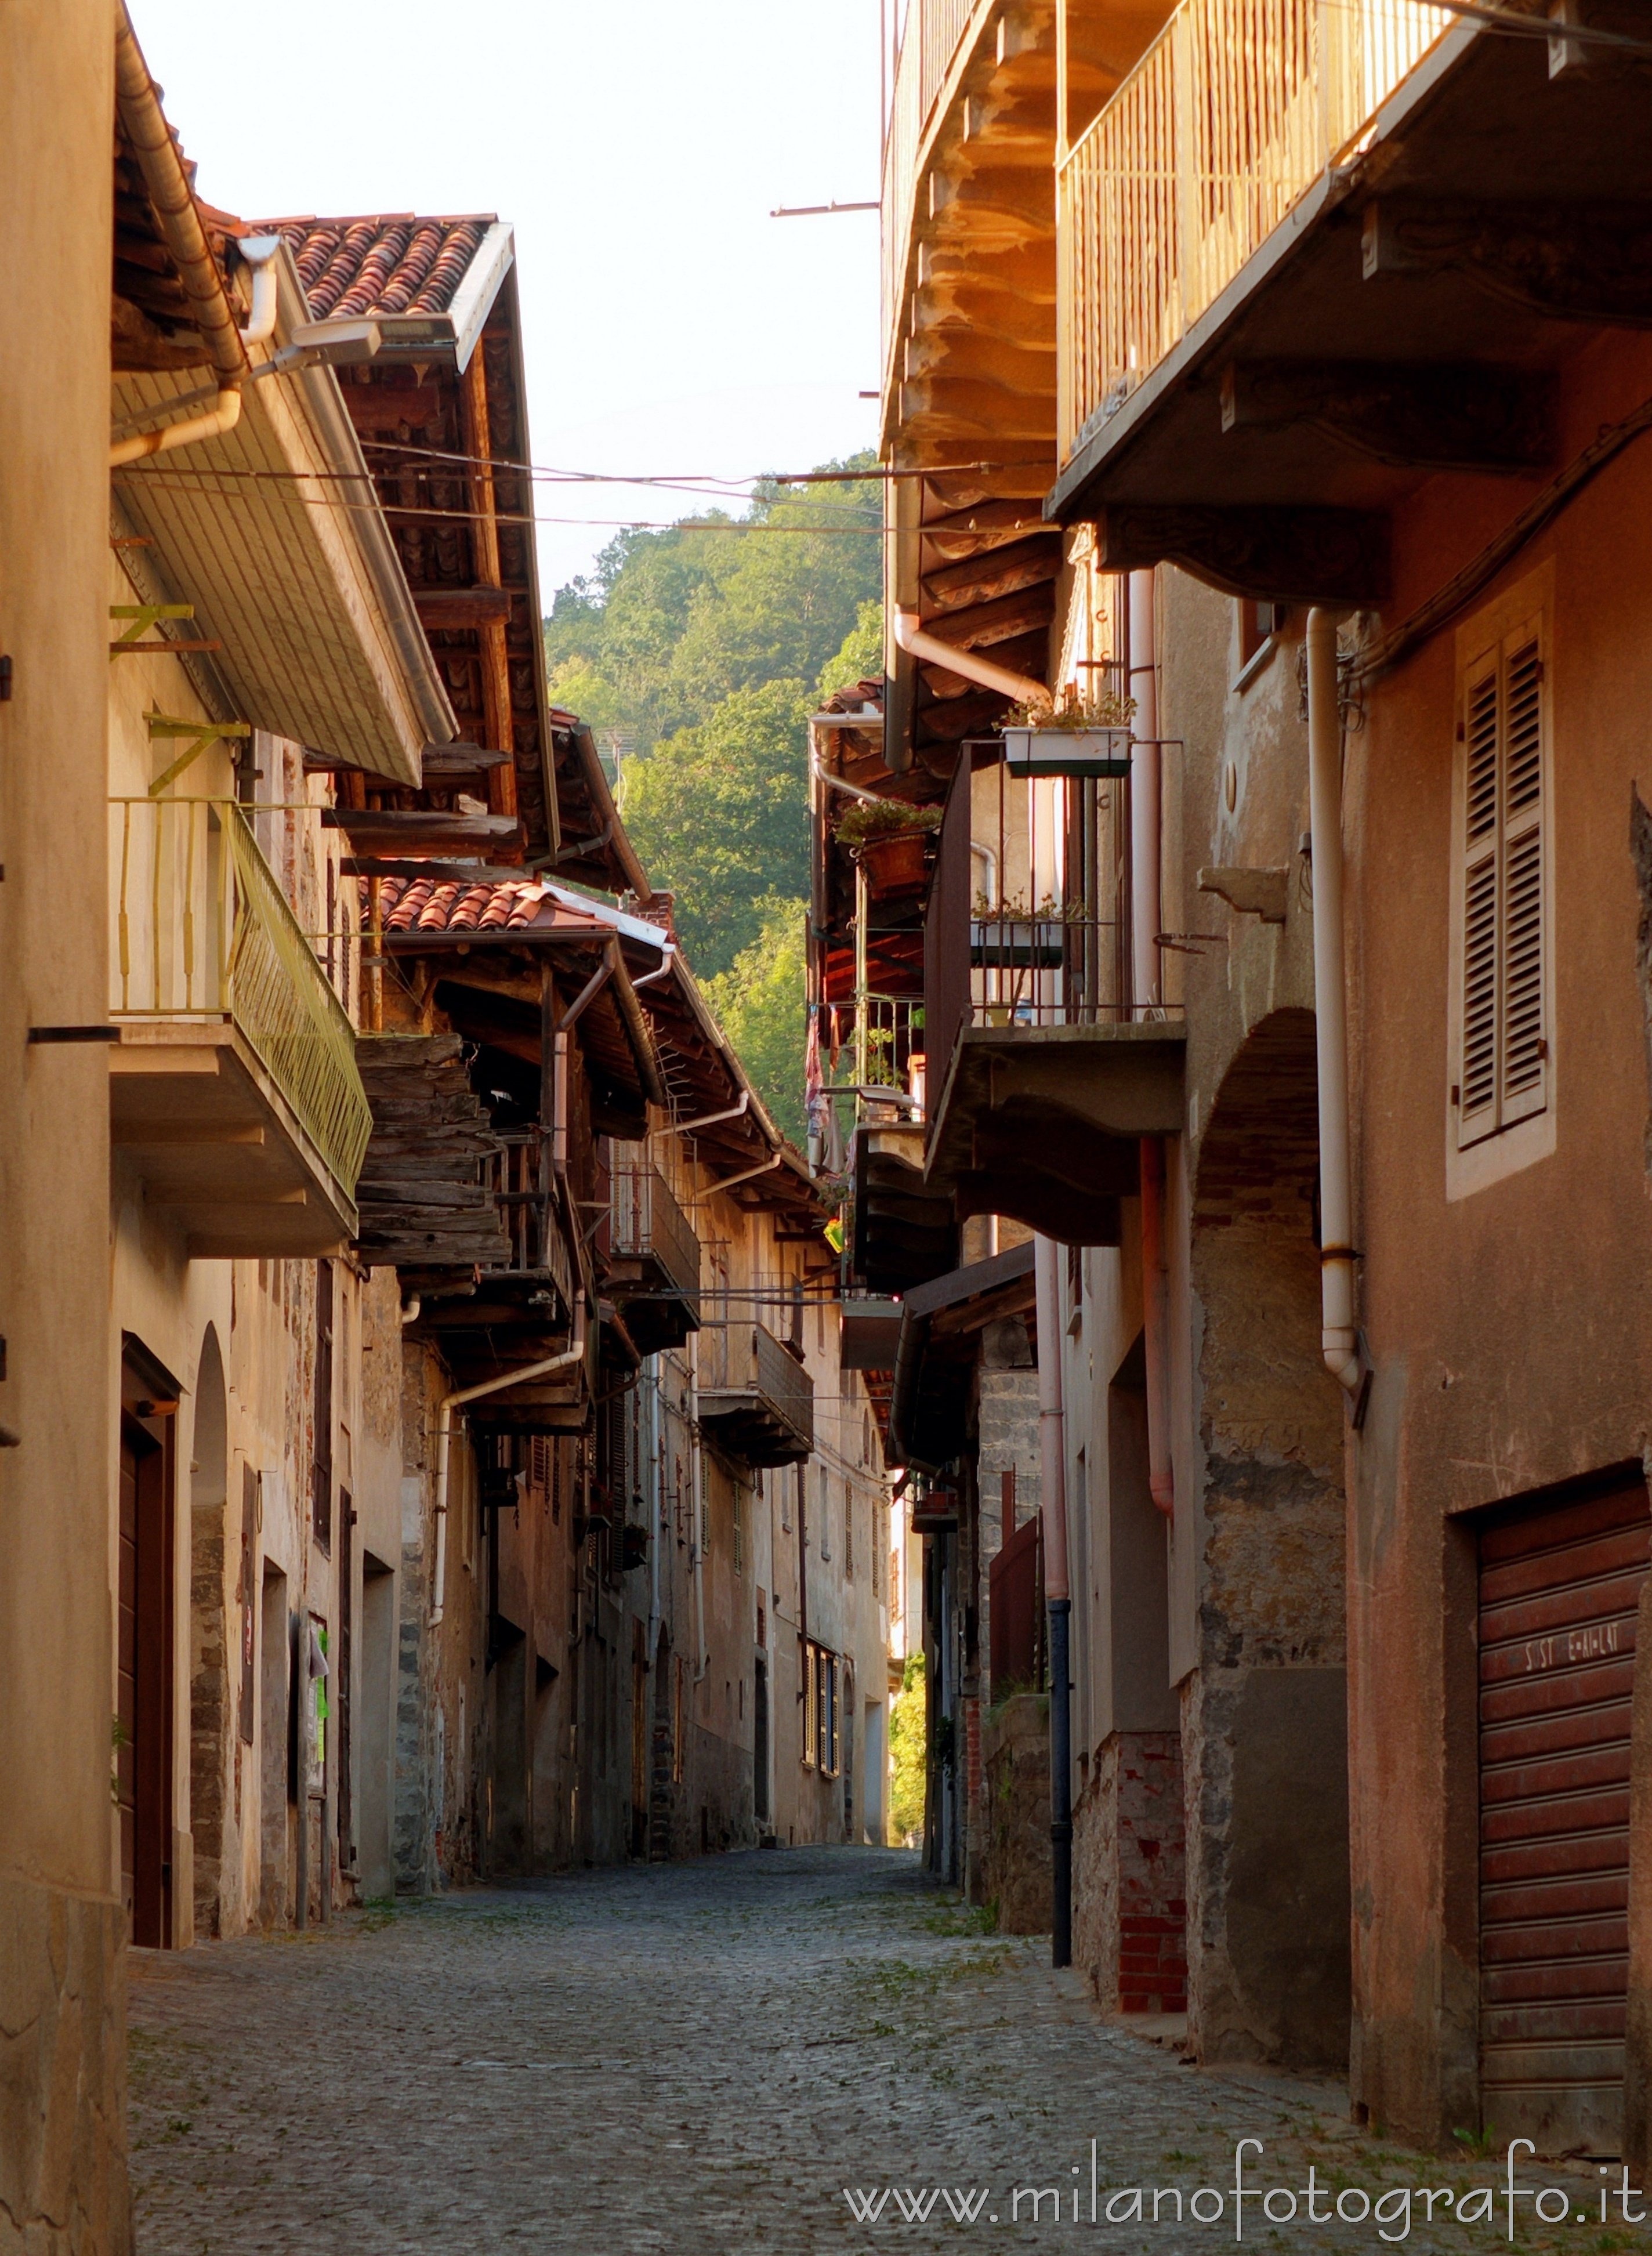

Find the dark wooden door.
[
  {"left": 1479, "top": 1473, "right": 1651, "bottom": 2155},
  {"left": 118, "top": 1433, "right": 139, "bottom": 1924},
  {"left": 123, "top": 1410, "right": 174, "bottom": 1949}
]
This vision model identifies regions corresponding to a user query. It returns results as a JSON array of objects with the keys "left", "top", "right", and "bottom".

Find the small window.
[
  {"left": 1455, "top": 615, "right": 1549, "bottom": 1149},
  {"left": 1237, "top": 599, "right": 1288, "bottom": 672}
]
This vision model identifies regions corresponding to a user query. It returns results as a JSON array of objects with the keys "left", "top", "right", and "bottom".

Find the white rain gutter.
[
  {"left": 665, "top": 1092, "right": 749, "bottom": 1137},
  {"left": 111, "top": 5, "right": 248, "bottom": 469},
  {"left": 811, "top": 750, "right": 885, "bottom": 806},
  {"left": 1128, "top": 570, "right": 1162, "bottom": 1011},
  {"left": 893, "top": 609, "right": 1049, "bottom": 709},
  {"left": 236, "top": 236, "right": 282, "bottom": 344},
  {"left": 429, "top": 1298, "right": 586, "bottom": 1627},
  {"left": 685, "top": 1153, "right": 784, "bottom": 1205},
  {"left": 1306, "top": 608, "right": 1364, "bottom": 1396}
]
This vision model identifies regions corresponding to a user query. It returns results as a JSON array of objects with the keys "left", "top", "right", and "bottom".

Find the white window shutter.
[{"left": 1456, "top": 618, "right": 1548, "bottom": 1149}]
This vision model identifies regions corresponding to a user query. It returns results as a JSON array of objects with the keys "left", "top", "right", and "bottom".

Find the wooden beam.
[{"left": 461, "top": 344, "right": 518, "bottom": 822}]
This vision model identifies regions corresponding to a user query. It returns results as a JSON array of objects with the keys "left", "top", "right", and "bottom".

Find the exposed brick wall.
[
  {"left": 1117, "top": 1732, "right": 1187, "bottom": 2012},
  {"left": 1073, "top": 1730, "right": 1186, "bottom": 2012}
]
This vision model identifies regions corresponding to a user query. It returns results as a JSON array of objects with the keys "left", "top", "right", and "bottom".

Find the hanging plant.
[{"left": 833, "top": 798, "right": 944, "bottom": 846}]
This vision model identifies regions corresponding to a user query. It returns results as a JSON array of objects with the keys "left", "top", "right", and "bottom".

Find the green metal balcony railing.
[{"left": 110, "top": 797, "right": 372, "bottom": 1195}]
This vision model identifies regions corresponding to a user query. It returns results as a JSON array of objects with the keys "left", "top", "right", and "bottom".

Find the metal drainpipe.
[
  {"left": 1128, "top": 570, "right": 1162, "bottom": 1012},
  {"left": 1306, "top": 609, "right": 1364, "bottom": 1397},
  {"left": 430, "top": 1300, "right": 586, "bottom": 1628},
  {"left": 1034, "top": 1236, "right": 1073, "bottom": 1968}
]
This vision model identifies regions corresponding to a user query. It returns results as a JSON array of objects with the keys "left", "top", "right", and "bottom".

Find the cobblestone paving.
[{"left": 128, "top": 1847, "right": 1626, "bottom": 2255}]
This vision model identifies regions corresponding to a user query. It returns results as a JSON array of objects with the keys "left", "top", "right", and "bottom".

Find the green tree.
[
  {"left": 701, "top": 898, "right": 808, "bottom": 1148},
  {"left": 888, "top": 1651, "right": 928, "bottom": 1848},
  {"left": 617, "top": 678, "right": 809, "bottom": 977},
  {"left": 817, "top": 599, "right": 883, "bottom": 702}
]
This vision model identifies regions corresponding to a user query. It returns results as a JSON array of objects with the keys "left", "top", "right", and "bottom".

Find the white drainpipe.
[
  {"left": 893, "top": 609, "right": 1049, "bottom": 709},
  {"left": 1306, "top": 609, "right": 1363, "bottom": 1396},
  {"left": 1128, "top": 570, "right": 1162, "bottom": 1011},
  {"left": 429, "top": 1297, "right": 587, "bottom": 1627}
]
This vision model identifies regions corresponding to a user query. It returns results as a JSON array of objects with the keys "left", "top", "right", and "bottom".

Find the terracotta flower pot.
[{"left": 855, "top": 829, "right": 931, "bottom": 897}]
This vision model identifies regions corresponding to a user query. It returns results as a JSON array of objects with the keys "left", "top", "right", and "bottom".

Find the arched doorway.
[
  {"left": 1187, "top": 1007, "right": 1350, "bottom": 2066},
  {"left": 188, "top": 1326, "right": 232, "bottom": 1937}
]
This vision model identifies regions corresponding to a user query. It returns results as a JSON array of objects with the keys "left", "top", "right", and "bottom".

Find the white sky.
[{"left": 131, "top": 0, "right": 884, "bottom": 597}]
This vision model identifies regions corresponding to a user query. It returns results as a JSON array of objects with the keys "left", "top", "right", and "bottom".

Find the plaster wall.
[{"left": 1342, "top": 329, "right": 1652, "bottom": 2145}]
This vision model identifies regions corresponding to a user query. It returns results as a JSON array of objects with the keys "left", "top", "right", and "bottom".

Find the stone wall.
[
  {"left": 0, "top": 1877, "right": 130, "bottom": 2255},
  {"left": 983, "top": 1694, "right": 1050, "bottom": 1933},
  {"left": 1073, "top": 1731, "right": 1186, "bottom": 2012}
]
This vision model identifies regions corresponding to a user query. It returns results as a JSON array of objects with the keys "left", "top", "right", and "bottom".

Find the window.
[
  {"left": 1237, "top": 599, "right": 1288, "bottom": 676},
  {"left": 802, "top": 1643, "right": 840, "bottom": 1775},
  {"left": 1455, "top": 611, "right": 1549, "bottom": 1150},
  {"left": 844, "top": 1480, "right": 854, "bottom": 1581},
  {"left": 698, "top": 1454, "right": 710, "bottom": 1556},
  {"left": 818, "top": 1466, "right": 830, "bottom": 1562}
]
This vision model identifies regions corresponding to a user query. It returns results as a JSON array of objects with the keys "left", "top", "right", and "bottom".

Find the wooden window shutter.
[{"left": 1457, "top": 618, "right": 1548, "bottom": 1149}]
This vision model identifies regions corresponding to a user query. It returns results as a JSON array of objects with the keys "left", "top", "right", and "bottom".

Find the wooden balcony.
[
  {"left": 607, "top": 1164, "right": 701, "bottom": 1355},
  {"left": 698, "top": 1321, "right": 814, "bottom": 1468},
  {"left": 109, "top": 799, "right": 369, "bottom": 1256}
]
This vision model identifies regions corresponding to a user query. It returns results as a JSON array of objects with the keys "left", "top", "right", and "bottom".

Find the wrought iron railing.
[
  {"left": 610, "top": 1164, "right": 700, "bottom": 1302},
  {"left": 1057, "top": 0, "right": 1451, "bottom": 458},
  {"left": 698, "top": 1318, "right": 816, "bottom": 1453},
  {"left": 482, "top": 1134, "right": 575, "bottom": 1309},
  {"left": 110, "top": 798, "right": 371, "bottom": 1193}
]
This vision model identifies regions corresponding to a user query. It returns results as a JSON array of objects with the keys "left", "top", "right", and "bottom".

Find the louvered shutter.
[{"left": 1458, "top": 618, "right": 1548, "bottom": 1149}]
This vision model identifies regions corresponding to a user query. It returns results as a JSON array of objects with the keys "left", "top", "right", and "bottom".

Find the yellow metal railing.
[
  {"left": 110, "top": 798, "right": 372, "bottom": 1195},
  {"left": 1057, "top": 0, "right": 1451, "bottom": 459}
]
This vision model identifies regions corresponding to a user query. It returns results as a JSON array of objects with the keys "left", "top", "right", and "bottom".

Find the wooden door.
[
  {"left": 1479, "top": 1473, "right": 1651, "bottom": 2154},
  {"left": 117, "top": 1432, "right": 139, "bottom": 1924},
  {"left": 122, "top": 1409, "right": 174, "bottom": 1948}
]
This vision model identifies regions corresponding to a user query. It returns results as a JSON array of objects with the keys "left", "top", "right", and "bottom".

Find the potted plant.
[
  {"left": 834, "top": 796, "right": 943, "bottom": 896},
  {"left": 1001, "top": 684, "right": 1135, "bottom": 777}
]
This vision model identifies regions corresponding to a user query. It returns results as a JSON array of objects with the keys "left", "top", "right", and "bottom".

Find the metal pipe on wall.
[
  {"left": 1306, "top": 609, "right": 1364, "bottom": 1397},
  {"left": 1034, "top": 1235, "right": 1073, "bottom": 1968},
  {"left": 1128, "top": 570, "right": 1162, "bottom": 1011}
]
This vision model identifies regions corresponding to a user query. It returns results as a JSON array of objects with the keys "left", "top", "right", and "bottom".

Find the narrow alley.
[{"left": 128, "top": 1851, "right": 1595, "bottom": 2256}]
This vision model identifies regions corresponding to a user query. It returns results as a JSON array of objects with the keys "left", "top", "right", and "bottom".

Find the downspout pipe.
[
  {"left": 1128, "top": 570, "right": 1162, "bottom": 1011},
  {"left": 1306, "top": 607, "right": 1365, "bottom": 1397},
  {"left": 1034, "top": 1236, "right": 1073, "bottom": 1970},
  {"left": 1140, "top": 1137, "right": 1175, "bottom": 1519},
  {"left": 429, "top": 1297, "right": 586, "bottom": 1627},
  {"left": 113, "top": 6, "right": 247, "bottom": 468},
  {"left": 894, "top": 609, "right": 1050, "bottom": 710}
]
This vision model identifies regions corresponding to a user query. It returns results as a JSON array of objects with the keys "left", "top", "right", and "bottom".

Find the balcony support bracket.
[
  {"left": 1096, "top": 504, "right": 1389, "bottom": 606},
  {"left": 1363, "top": 199, "right": 1652, "bottom": 328},
  {"left": 1220, "top": 358, "right": 1556, "bottom": 473}
]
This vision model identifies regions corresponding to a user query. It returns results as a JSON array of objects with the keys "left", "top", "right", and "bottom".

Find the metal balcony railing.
[
  {"left": 1057, "top": 0, "right": 1450, "bottom": 458},
  {"left": 698, "top": 1317, "right": 815, "bottom": 1462},
  {"left": 110, "top": 797, "right": 371, "bottom": 1193},
  {"left": 610, "top": 1164, "right": 700, "bottom": 1303},
  {"left": 923, "top": 752, "right": 1160, "bottom": 1089},
  {"left": 482, "top": 1134, "right": 575, "bottom": 1309}
]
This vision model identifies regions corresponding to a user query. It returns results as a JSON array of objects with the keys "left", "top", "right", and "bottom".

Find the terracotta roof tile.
[
  {"left": 270, "top": 216, "right": 494, "bottom": 320},
  {"left": 377, "top": 876, "right": 556, "bottom": 936}
]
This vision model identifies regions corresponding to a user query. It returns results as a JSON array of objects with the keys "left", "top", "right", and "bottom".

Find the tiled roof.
[
  {"left": 271, "top": 216, "right": 494, "bottom": 319},
  {"left": 377, "top": 876, "right": 558, "bottom": 936}
]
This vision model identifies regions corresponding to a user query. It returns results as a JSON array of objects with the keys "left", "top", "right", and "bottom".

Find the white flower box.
[{"left": 1002, "top": 726, "right": 1133, "bottom": 778}]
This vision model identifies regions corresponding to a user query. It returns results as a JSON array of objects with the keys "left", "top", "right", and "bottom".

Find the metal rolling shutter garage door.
[{"left": 1479, "top": 1475, "right": 1650, "bottom": 2156}]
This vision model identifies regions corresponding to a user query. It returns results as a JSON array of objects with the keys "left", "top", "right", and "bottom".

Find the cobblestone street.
[{"left": 126, "top": 1847, "right": 1610, "bottom": 2255}]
